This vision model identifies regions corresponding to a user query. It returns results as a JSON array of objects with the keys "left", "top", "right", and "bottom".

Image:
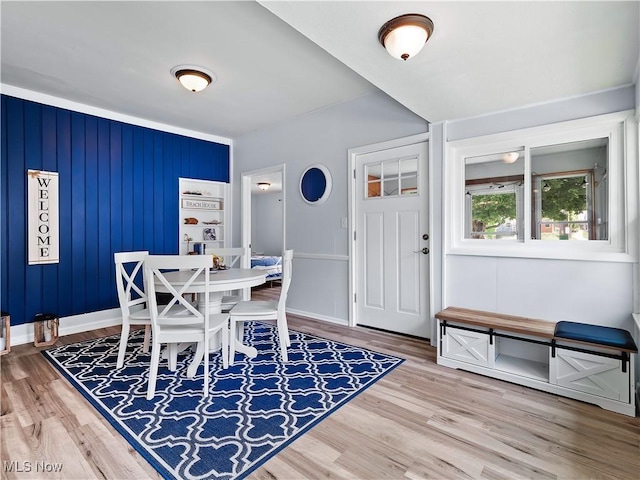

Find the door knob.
[
  {"left": 422, "top": 234, "right": 429, "bottom": 240},
  {"left": 414, "top": 247, "right": 429, "bottom": 254}
]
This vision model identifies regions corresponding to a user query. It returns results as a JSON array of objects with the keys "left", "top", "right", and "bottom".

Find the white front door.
[{"left": 354, "top": 141, "right": 430, "bottom": 337}]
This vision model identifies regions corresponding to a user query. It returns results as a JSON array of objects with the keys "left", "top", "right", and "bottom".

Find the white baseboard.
[
  {"left": 9, "top": 308, "right": 123, "bottom": 346},
  {"left": 286, "top": 308, "right": 348, "bottom": 326},
  {"left": 9, "top": 306, "right": 345, "bottom": 347}
]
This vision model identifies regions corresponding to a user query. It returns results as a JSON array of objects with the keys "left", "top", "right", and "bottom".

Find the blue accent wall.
[{"left": 0, "top": 95, "right": 229, "bottom": 326}]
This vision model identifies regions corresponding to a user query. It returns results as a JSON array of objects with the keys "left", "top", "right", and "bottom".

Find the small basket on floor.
[
  {"left": 0, "top": 312, "right": 10, "bottom": 355},
  {"left": 34, "top": 313, "right": 59, "bottom": 347}
]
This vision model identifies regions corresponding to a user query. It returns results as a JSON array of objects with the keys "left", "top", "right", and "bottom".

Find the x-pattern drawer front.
[
  {"left": 442, "top": 327, "right": 493, "bottom": 367},
  {"left": 552, "top": 349, "right": 628, "bottom": 401}
]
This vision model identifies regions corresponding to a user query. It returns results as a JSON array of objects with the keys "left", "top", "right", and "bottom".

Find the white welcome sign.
[{"left": 27, "top": 170, "right": 59, "bottom": 265}]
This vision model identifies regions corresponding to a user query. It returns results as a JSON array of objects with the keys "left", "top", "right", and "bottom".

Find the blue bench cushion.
[{"left": 554, "top": 321, "right": 637, "bottom": 352}]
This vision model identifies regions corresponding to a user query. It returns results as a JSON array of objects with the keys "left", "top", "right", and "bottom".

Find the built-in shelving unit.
[{"left": 179, "top": 178, "right": 228, "bottom": 255}]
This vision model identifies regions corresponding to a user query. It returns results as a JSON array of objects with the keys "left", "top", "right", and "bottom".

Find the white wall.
[
  {"left": 233, "top": 91, "right": 428, "bottom": 323},
  {"left": 439, "top": 86, "right": 638, "bottom": 331},
  {"left": 251, "top": 191, "right": 283, "bottom": 255}
]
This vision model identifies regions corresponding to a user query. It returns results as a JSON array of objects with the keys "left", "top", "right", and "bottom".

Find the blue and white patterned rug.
[{"left": 43, "top": 322, "right": 403, "bottom": 480}]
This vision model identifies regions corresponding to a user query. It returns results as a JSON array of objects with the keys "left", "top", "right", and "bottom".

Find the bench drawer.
[
  {"left": 442, "top": 326, "right": 495, "bottom": 368},
  {"left": 550, "top": 349, "right": 629, "bottom": 401}
]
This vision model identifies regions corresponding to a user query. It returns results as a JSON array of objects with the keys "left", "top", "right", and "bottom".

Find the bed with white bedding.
[{"left": 250, "top": 255, "right": 282, "bottom": 282}]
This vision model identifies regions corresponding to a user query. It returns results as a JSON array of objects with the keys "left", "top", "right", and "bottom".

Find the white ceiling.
[{"left": 1, "top": 1, "right": 638, "bottom": 140}]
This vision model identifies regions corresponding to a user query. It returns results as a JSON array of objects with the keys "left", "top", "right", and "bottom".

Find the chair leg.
[
  {"left": 203, "top": 332, "right": 209, "bottom": 398},
  {"left": 146, "top": 341, "right": 162, "bottom": 400},
  {"left": 117, "top": 323, "right": 130, "bottom": 369},
  {"left": 229, "top": 318, "right": 237, "bottom": 366},
  {"left": 167, "top": 343, "right": 178, "bottom": 371},
  {"left": 142, "top": 325, "right": 151, "bottom": 353},
  {"left": 236, "top": 321, "right": 245, "bottom": 342},
  {"left": 282, "top": 318, "right": 291, "bottom": 347},
  {"left": 277, "top": 313, "right": 289, "bottom": 363},
  {"left": 221, "top": 322, "right": 229, "bottom": 369}
]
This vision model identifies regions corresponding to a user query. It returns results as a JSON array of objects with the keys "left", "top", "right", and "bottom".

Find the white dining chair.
[
  {"left": 206, "top": 247, "right": 248, "bottom": 312},
  {"left": 229, "top": 249, "right": 293, "bottom": 364},
  {"left": 114, "top": 251, "right": 152, "bottom": 369},
  {"left": 144, "top": 254, "right": 229, "bottom": 400}
]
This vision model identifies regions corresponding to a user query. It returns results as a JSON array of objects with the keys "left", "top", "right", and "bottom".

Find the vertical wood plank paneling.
[
  {"left": 131, "top": 126, "right": 144, "bottom": 252},
  {"left": 71, "top": 112, "right": 87, "bottom": 314},
  {"left": 165, "top": 133, "right": 179, "bottom": 253},
  {"left": 1, "top": 96, "right": 229, "bottom": 324},
  {"left": 6, "top": 97, "right": 26, "bottom": 324},
  {"left": 97, "top": 118, "right": 112, "bottom": 307},
  {"left": 1, "top": 97, "right": 9, "bottom": 312},
  {"left": 84, "top": 116, "right": 99, "bottom": 312},
  {"left": 110, "top": 122, "right": 123, "bottom": 296},
  {"left": 153, "top": 132, "right": 165, "bottom": 253},
  {"left": 142, "top": 129, "right": 154, "bottom": 249},
  {"left": 56, "top": 109, "right": 73, "bottom": 315},
  {"left": 41, "top": 105, "right": 60, "bottom": 316},
  {"left": 180, "top": 135, "right": 190, "bottom": 179},
  {"left": 24, "top": 101, "right": 43, "bottom": 323},
  {"left": 194, "top": 138, "right": 205, "bottom": 180},
  {"left": 213, "top": 143, "right": 230, "bottom": 182},
  {"left": 121, "top": 124, "right": 134, "bottom": 252}
]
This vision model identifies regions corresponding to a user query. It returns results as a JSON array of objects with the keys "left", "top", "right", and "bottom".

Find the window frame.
[{"left": 447, "top": 111, "right": 637, "bottom": 262}]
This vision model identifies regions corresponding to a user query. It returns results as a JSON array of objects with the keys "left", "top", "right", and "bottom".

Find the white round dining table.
[
  {"left": 158, "top": 268, "right": 267, "bottom": 313},
  {"left": 156, "top": 267, "right": 267, "bottom": 378}
]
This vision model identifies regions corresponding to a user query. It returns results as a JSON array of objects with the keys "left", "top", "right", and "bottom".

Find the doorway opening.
[{"left": 241, "top": 164, "right": 286, "bottom": 296}]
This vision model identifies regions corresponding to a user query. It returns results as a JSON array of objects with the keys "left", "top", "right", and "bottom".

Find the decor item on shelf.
[
  {"left": 378, "top": 13, "right": 434, "bottom": 61},
  {"left": 257, "top": 182, "right": 270, "bottom": 191},
  {"left": 0, "top": 312, "right": 10, "bottom": 355},
  {"left": 182, "top": 198, "right": 220, "bottom": 210},
  {"left": 300, "top": 164, "right": 332, "bottom": 205},
  {"left": 184, "top": 217, "right": 198, "bottom": 225},
  {"left": 203, "top": 227, "right": 217, "bottom": 241},
  {"left": 34, "top": 313, "right": 59, "bottom": 347},
  {"left": 202, "top": 220, "right": 221, "bottom": 225},
  {"left": 171, "top": 65, "right": 216, "bottom": 92}
]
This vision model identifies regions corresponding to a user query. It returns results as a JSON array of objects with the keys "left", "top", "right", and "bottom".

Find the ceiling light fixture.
[
  {"left": 257, "top": 182, "right": 271, "bottom": 191},
  {"left": 378, "top": 13, "right": 434, "bottom": 61},
  {"left": 171, "top": 65, "right": 216, "bottom": 92},
  {"left": 502, "top": 152, "right": 520, "bottom": 164}
]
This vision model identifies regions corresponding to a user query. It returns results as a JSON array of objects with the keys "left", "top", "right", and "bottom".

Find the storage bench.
[{"left": 435, "top": 307, "right": 637, "bottom": 416}]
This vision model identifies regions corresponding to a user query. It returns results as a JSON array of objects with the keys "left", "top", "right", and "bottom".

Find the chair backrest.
[
  {"left": 114, "top": 251, "right": 149, "bottom": 317},
  {"left": 144, "top": 255, "right": 212, "bottom": 327},
  {"left": 207, "top": 247, "right": 247, "bottom": 269},
  {"left": 277, "top": 250, "right": 294, "bottom": 313}
]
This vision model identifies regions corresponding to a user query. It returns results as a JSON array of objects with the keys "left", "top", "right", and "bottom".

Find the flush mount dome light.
[
  {"left": 378, "top": 13, "right": 434, "bottom": 61},
  {"left": 257, "top": 182, "right": 271, "bottom": 191},
  {"left": 171, "top": 65, "right": 216, "bottom": 92},
  {"left": 502, "top": 152, "right": 520, "bottom": 164}
]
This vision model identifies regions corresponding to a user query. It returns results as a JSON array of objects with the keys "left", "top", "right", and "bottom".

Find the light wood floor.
[{"left": 2, "top": 285, "right": 639, "bottom": 479}]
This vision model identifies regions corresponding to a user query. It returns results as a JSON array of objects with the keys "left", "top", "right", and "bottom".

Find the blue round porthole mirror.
[{"left": 300, "top": 164, "right": 332, "bottom": 205}]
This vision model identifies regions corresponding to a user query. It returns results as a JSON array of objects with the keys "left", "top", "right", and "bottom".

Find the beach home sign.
[{"left": 27, "top": 170, "right": 59, "bottom": 265}]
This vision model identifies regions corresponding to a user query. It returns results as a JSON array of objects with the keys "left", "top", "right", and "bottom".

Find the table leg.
[
  {"left": 231, "top": 321, "right": 258, "bottom": 361},
  {"left": 186, "top": 291, "right": 224, "bottom": 378}
]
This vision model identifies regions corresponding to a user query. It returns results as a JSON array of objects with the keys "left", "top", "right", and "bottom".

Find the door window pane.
[
  {"left": 365, "top": 156, "right": 419, "bottom": 198},
  {"left": 400, "top": 157, "right": 418, "bottom": 195},
  {"left": 365, "top": 164, "right": 381, "bottom": 198}
]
